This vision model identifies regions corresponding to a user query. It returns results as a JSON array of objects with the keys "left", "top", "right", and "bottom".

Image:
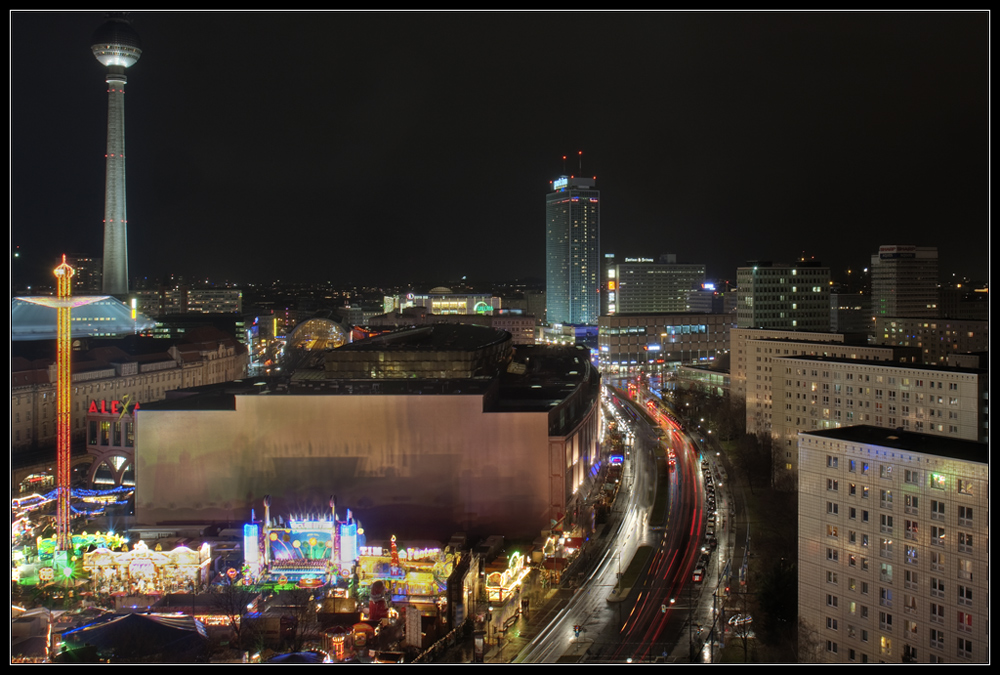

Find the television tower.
[{"left": 92, "top": 14, "right": 142, "bottom": 296}]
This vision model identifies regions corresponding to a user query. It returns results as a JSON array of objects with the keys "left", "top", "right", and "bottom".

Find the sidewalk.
[{"left": 435, "top": 583, "right": 569, "bottom": 663}]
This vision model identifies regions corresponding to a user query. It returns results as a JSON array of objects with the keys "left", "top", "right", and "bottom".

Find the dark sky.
[{"left": 11, "top": 11, "right": 989, "bottom": 288}]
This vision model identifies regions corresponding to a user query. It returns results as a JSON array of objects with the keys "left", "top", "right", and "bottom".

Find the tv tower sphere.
[
  {"left": 92, "top": 14, "right": 141, "bottom": 297},
  {"left": 91, "top": 15, "right": 142, "bottom": 68}
]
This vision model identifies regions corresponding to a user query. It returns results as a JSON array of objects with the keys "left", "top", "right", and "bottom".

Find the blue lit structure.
[{"left": 11, "top": 296, "right": 155, "bottom": 341}]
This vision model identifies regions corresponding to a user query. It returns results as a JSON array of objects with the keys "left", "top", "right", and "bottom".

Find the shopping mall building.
[{"left": 135, "top": 326, "right": 601, "bottom": 541}]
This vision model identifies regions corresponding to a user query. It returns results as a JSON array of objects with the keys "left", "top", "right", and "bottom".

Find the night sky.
[{"left": 11, "top": 11, "right": 989, "bottom": 288}]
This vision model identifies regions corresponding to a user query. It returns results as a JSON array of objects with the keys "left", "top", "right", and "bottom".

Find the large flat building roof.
[
  {"left": 801, "top": 425, "right": 987, "bottom": 465},
  {"left": 777, "top": 354, "right": 986, "bottom": 374}
]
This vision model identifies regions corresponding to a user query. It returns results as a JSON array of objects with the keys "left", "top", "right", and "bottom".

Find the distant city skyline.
[{"left": 11, "top": 11, "right": 989, "bottom": 287}]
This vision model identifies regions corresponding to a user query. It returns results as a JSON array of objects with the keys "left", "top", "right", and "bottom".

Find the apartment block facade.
[
  {"left": 873, "top": 317, "right": 989, "bottom": 365},
  {"left": 798, "top": 426, "right": 988, "bottom": 663},
  {"left": 772, "top": 357, "right": 988, "bottom": 485},
  {"left": 731, "top": 328, "right": 921, "bottom": 436}
]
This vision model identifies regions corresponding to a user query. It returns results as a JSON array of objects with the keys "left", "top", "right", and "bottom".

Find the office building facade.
[
  {"left": 546, "top": 176, "right": 600, "bottom": 325},
  {"left": 597, "top": 313, "right": 730, "bottom": 375},
  {"left": 736, "top": 262, "right": 831, "bottom": 331},
  {"left": 605, "top": 254, "right": 706, "bottom": 315},
  {"left": 871, "top": 246, "right": 939, "bottom": 318},
  {"left": 798, "top": 426, "right": 988, "bottom": 663}
]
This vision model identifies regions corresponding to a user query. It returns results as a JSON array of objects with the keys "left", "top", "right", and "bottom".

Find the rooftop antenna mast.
[{"left": 578, "top": 150, "right": 583, "bottom": 174}]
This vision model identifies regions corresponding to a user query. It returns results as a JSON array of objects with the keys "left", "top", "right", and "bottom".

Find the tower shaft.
[{"left": 102, "top": 67, "right": 129, "bottom": 295}]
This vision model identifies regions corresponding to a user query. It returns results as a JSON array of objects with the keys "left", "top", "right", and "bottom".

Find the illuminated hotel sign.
[
  {"left": 553, "top": 177, "right": 568, "bottom": 190},
  {"left": 624, "top": 258, "right": 655, "bottom": 263}
]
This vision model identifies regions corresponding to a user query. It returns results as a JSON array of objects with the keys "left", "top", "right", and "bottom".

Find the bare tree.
[
  {"left": 797, "top": 618, "right": 824, "bottom": 663},
  {"left": 210, "top": 578, "right": 262, "bottom": 649}
]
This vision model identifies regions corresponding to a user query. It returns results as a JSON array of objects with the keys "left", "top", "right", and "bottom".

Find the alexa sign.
[{"left": 88, "top": 399, "right": 140, "bottom": 416}]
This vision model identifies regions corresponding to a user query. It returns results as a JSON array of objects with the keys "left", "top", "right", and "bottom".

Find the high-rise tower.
[
  {"left": 546, "top": 176, "right": 600, "bottom": 325},
  {"left": 92, "top": 14, "right": 142, "bottom": 296}
]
